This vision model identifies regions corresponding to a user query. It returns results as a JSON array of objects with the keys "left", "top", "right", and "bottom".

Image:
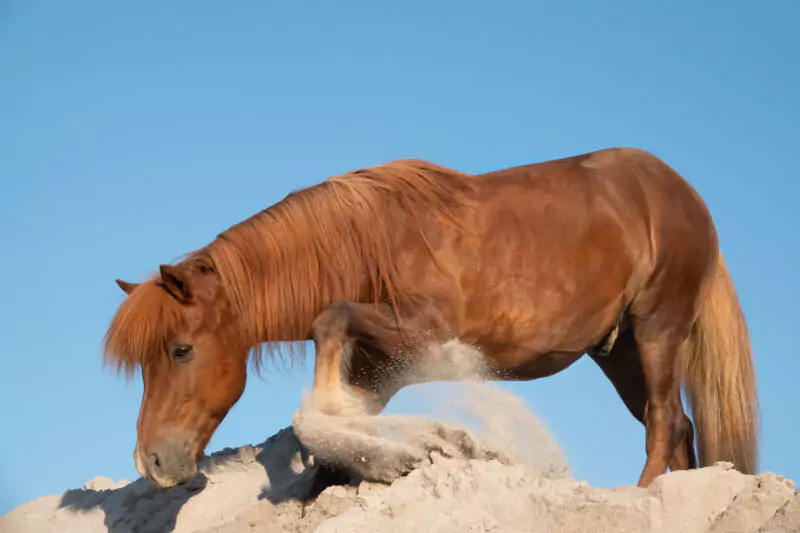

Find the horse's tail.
[{"left": 679, "top": 251, "right": 759, "bottom": 474}]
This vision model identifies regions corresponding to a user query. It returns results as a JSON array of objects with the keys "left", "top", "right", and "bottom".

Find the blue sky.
[{"left": 1, "top": 0, "right": 798, "bottom": 516}]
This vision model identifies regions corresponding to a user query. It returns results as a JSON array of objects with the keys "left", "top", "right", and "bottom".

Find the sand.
[{"left": 2, "top": 341, "right": 798, "bottom": 533}]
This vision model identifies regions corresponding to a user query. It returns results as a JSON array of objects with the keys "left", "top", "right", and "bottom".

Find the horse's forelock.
[{"left": 103, "top": 277, "right": 184, "bottom": 378}]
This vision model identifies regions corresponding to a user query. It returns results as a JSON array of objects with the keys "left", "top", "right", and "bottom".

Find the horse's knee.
[{"left": 311, "top": 301, "right": 353, "bottom": 341}]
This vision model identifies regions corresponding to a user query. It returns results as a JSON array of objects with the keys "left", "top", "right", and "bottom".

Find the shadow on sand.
[
  {"left": 258, "top": 444, "right": 359, "bottom": 505},
  {"left": 56, "top": 426, "right": 352, "bottom": 533},
  {"left": 59, "top": 475, "right": 206, "bottom": 533},
  {"left": 59, "top": 474, "right": 205, "bottom": 533}
]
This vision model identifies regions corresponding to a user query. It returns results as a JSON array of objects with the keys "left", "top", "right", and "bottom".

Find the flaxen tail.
[{"left": 680, "top": 252, "right": 759, "bottom": 474}]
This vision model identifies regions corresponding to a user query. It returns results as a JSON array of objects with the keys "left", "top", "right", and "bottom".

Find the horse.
[{"left": 104, "top": 147, "right": 759, "bottom": 491}]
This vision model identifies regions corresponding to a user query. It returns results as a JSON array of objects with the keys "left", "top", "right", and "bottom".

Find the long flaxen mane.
[{"left": 103, "top": 158, "right": 475, "bottom": 376}]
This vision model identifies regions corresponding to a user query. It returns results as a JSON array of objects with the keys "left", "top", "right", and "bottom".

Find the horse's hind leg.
[
  {"left": 674, "top": 413, "right": 697, "bottom": 471},
  {"left": 590, "top": 329, "right": 646, "bottom": 422},
  {"left": 631, "top": 310, "right": 700, "bottom": 487},
  {"left": 591, "top": 328, "right": 697, "bottom": 479}
]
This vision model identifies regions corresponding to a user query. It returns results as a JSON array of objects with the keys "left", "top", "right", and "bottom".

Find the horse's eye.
[{"left": 172, "top": 345, "right": 193, "bottom": 362}]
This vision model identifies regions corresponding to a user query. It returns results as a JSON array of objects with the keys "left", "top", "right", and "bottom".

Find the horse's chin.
[{"left": 144, "top": 463, "right": 199, "bottom": 490}]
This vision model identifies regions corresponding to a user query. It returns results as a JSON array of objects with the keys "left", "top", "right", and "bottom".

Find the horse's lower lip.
[
  {"left": 143, "top": 471, "right": 192, "bottom": 489},
  {"left": 138, "top": 435, "right": 198, "bottom": 488}
]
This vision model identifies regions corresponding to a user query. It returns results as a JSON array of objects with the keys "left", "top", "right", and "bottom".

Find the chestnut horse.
[{"left": 105, "top": 147, "right": 759, "bottom": 490}]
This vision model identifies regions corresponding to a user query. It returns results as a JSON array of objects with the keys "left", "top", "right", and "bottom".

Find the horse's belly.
[
  {"left": 461, "top": 288, "right": 626, "bottom": 375},
  {"left": 495, "top": 350, "right": 585, "bottom": 380}
]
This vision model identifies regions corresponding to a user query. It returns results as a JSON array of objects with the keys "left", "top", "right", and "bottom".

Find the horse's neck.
[{"left": 209, "top": 222, "right": 375, "bottom": 349}]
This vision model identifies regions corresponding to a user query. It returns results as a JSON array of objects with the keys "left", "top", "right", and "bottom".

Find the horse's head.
[{"left": 106, "top": 258, "right": 249, "bottom": 488}]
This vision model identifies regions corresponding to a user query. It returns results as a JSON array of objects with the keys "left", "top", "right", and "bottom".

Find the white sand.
[{"left": 3, "top": 341, "right": 797, "bottom": 533}]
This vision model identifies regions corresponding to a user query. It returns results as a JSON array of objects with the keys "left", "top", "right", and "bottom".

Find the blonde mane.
[{"left": 103, "top": 159, "right": 474, "bottom": 375}]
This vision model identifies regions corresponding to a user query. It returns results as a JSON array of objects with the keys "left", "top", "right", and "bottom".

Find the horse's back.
[{"left": 471, "top": 147, "right": 718, "bottom": 269}]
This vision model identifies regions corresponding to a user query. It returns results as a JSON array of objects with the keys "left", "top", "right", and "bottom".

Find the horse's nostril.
[
  {"left": 148, "top": 452, "right": 161, "bottom": 471},
  {"left": 143, "top": 438, "right": 195, "bottom": 484}
]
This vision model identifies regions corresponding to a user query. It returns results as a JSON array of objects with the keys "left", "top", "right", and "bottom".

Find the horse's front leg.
[{"left": 310, "top": 300, "right": 456, "bottom": 416}]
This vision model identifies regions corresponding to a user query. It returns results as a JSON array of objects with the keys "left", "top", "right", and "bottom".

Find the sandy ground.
[{"left": 2, "top": 342, "right": 798, "bottom": 533}]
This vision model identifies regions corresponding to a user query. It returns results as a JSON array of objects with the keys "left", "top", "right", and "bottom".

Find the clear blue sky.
[{"left": 1, "top": 0, "right": 798, "bottom": 516}]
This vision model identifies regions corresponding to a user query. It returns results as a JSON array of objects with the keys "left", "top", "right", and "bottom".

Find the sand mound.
[
  {"left": 3, "top": 386, "right": 797, "bottom": 533},
  {"left": 2, "top": 341, "right": 798, "bottom": 533}
]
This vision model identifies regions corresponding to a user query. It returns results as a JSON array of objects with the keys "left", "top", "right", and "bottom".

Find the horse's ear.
[
  {"left": 159, "top": 264, "right": 193, "bottom": 304},
  {"left": 115, "top": 279, "right": 139, "bottom": 295}
]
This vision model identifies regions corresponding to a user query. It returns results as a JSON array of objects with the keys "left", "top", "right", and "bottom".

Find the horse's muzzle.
[{"left": 140, "top": 435, "right": 198, "bottom": 488}]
